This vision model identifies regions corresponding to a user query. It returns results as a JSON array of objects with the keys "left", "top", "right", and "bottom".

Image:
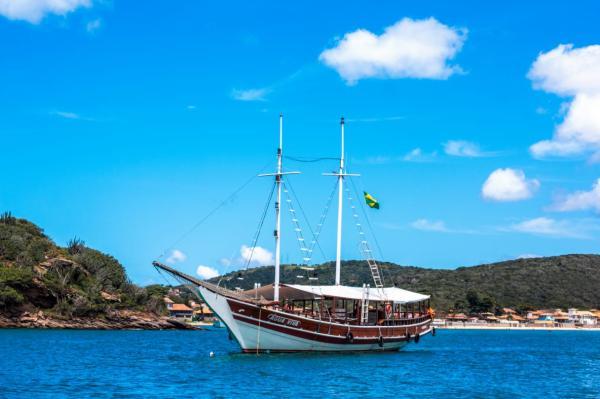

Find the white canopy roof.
[{"left": 283, "top": 284, "right": 429, "bottom": 304}]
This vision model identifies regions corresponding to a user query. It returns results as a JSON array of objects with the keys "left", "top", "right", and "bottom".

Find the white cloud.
[
  {"left": 517, "top": 253, "right": 541, "bottom": 259},
  {"left": 346, "top": 116, "right": 404, "bottom": 123},
  {"left": 357, "top": 148, "right": 437, "bottom": 164},
  {"left": 319, "top": 17, "right": 467, "bottom": 84},
  {"left": 410, "top": 218, "right": 478, "bottom": 234},
  {"left": 528, "top": 44, "right": 600, "bottom": 160},
  {"left": 166, "top": 249, "right": 186, "bottom": 264},
  {"left": 240, "top": 245, "right": 273, "bottom": 266},
  {"left": 218, "top": 257, "right": 232, "bottom": 267},
  {"left": 411, "top": 219, "right": 449, "bottom": 232},
  {"left": 403, "top": 148, "right": 438, "bottom": 162},
  {"left": 0, "top": 0, "right": 91, "bottom": 24},
  {"left": 403, "top": 148, "right": 422, "bottom": 161},
  {"left": 196, "top": 265, "right": 219, "bottom": 280},
  {"left": 482, "top": 168, "right": 539, "bottom": 202},
  {"left": 444, "top": 140, "right": 484, "bottom": 157},
  {"left": 231, "top": 88, "right": 269, "bottom": 102},
  {"left": 509, "top": 217, "right": 587, "bottom": 239},
  {"left": 552, "top": 178, "right": 600, "bottom": 213},
  {"left": 51, "top": 110, "right": 80, "bottom": 119},
  {"left": 86, "top": 18, "right": 101, "bottom": 33}
]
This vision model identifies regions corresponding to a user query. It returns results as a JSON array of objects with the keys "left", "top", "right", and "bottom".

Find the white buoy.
[{"left": 209, "top": 351, "right": 215, "bottom": 357}]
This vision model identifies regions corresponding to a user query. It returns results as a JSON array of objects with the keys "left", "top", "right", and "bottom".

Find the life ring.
[
  {"left": 385, "top": 303, "right": 392, "bottom": 315},
  {"left": 378, "top": 335, "right": 384, "bottom": 347},
  {"left": 346, "top": 331, "right": 354, "bottom": 343},
  {"left": 414, "top": 333, "right": 420, "bottom": 344}
]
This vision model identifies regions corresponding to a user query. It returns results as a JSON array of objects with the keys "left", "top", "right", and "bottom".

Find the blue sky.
[{"left": 2, "top": 0, "right": 600, "bottom": 284}]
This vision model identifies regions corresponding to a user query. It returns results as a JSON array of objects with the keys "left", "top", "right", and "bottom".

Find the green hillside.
[
  {"left": 212, "top": 255, "right": 600, "bottom": 313},
  {"left": 3, "top": 212, "right": 598, "bottom": 318},
  {"left": 0, "top": 212, "right": 166, "bottom": 319}
]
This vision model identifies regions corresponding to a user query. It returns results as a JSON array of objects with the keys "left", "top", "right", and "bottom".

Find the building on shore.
[
  {"left": 569, "top": 308, "right": 598, "bottom": 326},
  {"left": 439, "top": 307, "right": 598, "bottom": 328},
  {"left": 190, "top": 301, "right": 215, "bottom": 321},
  {"left": 168, "top": 303, "right": 193, "bottom": 321}
]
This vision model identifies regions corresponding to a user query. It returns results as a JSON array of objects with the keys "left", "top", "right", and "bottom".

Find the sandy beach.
[{"left": 437, "top": 324, "right": 600, "bottom": 331}]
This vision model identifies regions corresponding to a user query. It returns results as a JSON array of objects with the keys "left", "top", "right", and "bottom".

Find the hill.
[
  {"left": 212, "top": 255, "right": 600, "bottom": 313},
  {"left": 0, "top": 212, "right": 187, "bottom": 329}
]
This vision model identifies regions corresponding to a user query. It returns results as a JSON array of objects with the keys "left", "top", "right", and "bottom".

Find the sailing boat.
[{"left": 154, "top": 115, "right": 433, "bottom": 352}]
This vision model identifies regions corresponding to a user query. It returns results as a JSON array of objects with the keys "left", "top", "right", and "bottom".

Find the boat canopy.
[
  {"left": 282, "top": 284, "right": 429, "bottom": 304},
  {"left": 243, "top": 284, "right": 429, "bottom": 304}
]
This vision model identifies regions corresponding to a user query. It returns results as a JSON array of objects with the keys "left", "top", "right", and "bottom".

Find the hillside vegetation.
[
  {"left": 3, "top": 213, "right": 598, "bottom": 319},
  {"left": 213, "top": 255, "right": 600, "bottom": 313},
  {"left": 0, "top": 212, "right": 167, "bottom": 322}
]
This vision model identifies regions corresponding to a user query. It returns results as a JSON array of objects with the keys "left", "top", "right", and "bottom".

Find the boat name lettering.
[{"left": 267, "top": 314, "right": 300, "bottom": 327}]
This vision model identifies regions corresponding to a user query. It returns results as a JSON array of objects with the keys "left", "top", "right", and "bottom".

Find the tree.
[{"left": 466, "top": 290, "right": 496, "bottom": 314}]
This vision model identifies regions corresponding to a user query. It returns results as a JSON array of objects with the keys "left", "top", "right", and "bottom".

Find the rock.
[
  {"left": 0, "top": 308, "right": 196, "bottom": 330},
  {"left": 100, "top": 291, "right": 121, "bottom": 302}
]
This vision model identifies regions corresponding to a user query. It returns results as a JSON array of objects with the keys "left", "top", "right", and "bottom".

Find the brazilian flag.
[{"left": 363, "top": 191, "right": 380, "bottom": 209}]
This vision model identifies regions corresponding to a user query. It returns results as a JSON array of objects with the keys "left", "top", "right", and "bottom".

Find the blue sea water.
[{"left": 1, "top": 328, "right": 599, "bottom": 398}]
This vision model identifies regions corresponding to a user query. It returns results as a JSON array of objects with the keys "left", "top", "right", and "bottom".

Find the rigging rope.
[
  {"left": 284, "top": 177, "right": 335, "bottom": 264},
  {"left": 344, "top": 181, "right": 385, "bottom": 287},
  {"left": 348, "top": 176, "right": 393, "bottom": 286},
  {"left": 158, "top": 160, "right": 272, "bottom": 260},
  {"left": 284, "top": 155, "right": 340, "bottom": 163},
  {"left": 349, "top": 176, "right": 385, "bottom": 260},
  {"left": 282, "top": 182, "right": 312, "bottom": 263},
  {"left": 242, "top": 181, "right": 277, "bottom": 271}
]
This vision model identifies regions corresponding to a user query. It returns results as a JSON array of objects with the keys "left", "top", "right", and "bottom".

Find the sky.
[{"left": 2, "top": 0, "right": 600, "bottom": 284}]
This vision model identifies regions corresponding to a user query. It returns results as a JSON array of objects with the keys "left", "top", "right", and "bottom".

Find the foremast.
[{"left": 259, "top": 114, "right": 299, "bottom": 301}]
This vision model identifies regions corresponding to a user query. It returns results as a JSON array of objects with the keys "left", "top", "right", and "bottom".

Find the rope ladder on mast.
[{"left": 345, "top": 185, "right": 384, "bottom": 289}]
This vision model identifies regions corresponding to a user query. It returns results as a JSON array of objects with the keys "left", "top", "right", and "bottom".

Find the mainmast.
[
  {"left": 259, "top": 114, "right": 299, "bottom": 302},
  {"left": 274, "top": 114, "right": 283, "bottom": 301},
  {"left": 324, "top": 117, "right": 359, "bottom": 285}
]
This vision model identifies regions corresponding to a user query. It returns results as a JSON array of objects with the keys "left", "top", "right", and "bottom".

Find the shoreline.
[
  {"left": 0, "top": 310, "right": 196, "bottom": 330},
  {"left": 437, "top": 325, "right": 600, "bottom": 331}
]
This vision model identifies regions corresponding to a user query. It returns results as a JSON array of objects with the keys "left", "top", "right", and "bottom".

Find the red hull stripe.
[{"left": 233, "top": 313, "right": 411, "bottom": 345}]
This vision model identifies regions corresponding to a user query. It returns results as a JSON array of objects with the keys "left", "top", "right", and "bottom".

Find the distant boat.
[{"left": 154, "top": 115, "right": 432, "bottom": 353}]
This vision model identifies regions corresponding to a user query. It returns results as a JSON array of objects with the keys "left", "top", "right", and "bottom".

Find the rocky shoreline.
[{"left": 0, "top": 309, "right": 195, "bottom": 330}]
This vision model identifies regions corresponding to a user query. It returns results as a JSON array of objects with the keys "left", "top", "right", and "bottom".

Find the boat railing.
[
  {"left": 382, "top": 315, "right": 431, "bottom": 326},
  {"left": 276, "top": 307, "right": 431, "bottom": 327}
]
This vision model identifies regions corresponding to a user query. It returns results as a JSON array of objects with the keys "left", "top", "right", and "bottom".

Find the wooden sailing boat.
[{"left": 154, "top": 115, "right": 433, "bottom": 352}]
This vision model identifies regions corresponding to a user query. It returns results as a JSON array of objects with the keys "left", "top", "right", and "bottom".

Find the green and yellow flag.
[{"left": 363, "top": 191, "right": 380, "bottom": 209}]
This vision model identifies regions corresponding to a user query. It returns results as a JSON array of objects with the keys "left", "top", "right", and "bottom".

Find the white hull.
[{"left": 197, "top": 285, "right": 427, "bottom": 353}]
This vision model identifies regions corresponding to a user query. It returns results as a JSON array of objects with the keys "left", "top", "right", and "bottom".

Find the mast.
[
  {"left": 259, "top": 114, "right": 299, "bottom": 302},
  {"left": 324, "top": 117, "right": 359, "bottom": 286},
  {"left": 335, "top": 118, "right": 344, "bottom": 285},
  {"left": 274, "top": 114, "right": 283, "bottom": 302}
]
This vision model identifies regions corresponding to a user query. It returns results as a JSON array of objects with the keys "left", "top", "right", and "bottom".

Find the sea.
[{"left": 1, "top": 328, "right": 599, "bottom": 398}]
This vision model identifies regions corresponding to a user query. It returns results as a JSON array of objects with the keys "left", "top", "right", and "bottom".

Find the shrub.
[
  {"left": 67, "top": 237, "right": 85, "bottom": 255},
  {"left": 0, "top": 265, "right": 34, "bottom": 288},
  {"left": 0, "top": 285, "right": 24, "bottom": 307},
  {"left": 72, "top": 248, "right": 128, "bottom": 291},
  {"left": 0, "top": 212, "right": 16, "bottom": 225}
]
